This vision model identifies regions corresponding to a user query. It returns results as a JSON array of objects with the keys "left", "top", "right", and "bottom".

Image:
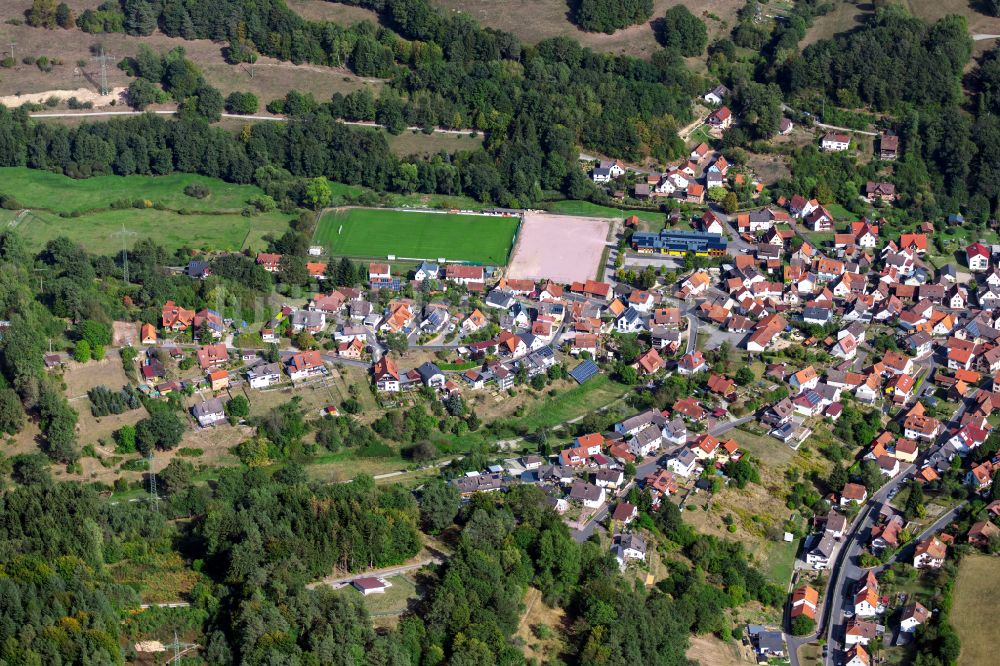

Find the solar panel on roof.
[{"left": 570, "top": 360, "right": 600, "bottom": 384}]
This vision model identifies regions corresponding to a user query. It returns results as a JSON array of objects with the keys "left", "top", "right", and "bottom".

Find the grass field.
[
  {"left": 544, "top": 200, "right": 664, "bottom": 225},
  {"left": 15, "top": 207, "right": 290, "bottom": 253},
  {"left": 952, "top": 554, "right": 1000, "bottom": 666},
  {"left": 804, "top": 0, "right": 1000, "bottom": 47},
  {"left": 432, "top": 0, "right": 742, "bottom": 59},
  {"left": 384, "top": 129, "right": 484, "bottom": 157},
  {"left": 0, "top": 167, "right": 292, "bottom": 252},
  {"left": 315, "top": 208, "right": 520, "bottom": 264},
  {"left": 0, "top": 167, "right": 267, "bottom": 214}
]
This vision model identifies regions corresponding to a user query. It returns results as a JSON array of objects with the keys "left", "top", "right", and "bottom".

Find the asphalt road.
[
  {"left": 792, "top": 391, "right": 975, "bottom": 666},
  {"left": 685, "top": 314, "right": 699, "bottom": 355}
]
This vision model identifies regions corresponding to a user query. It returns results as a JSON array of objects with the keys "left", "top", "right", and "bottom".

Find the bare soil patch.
[
  {"left": 686, "top": 635, "right": 751, "bottom": 666},
  {"left": 507, "top": 212, "right": 610, "bottom": 284},
  {"left": 514, "top": 586, "right": 567, "bottom": 663}
]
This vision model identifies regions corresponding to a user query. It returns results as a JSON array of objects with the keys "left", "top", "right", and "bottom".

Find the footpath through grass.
[{"left": 315, "top": 207, "right": 520, "bottom": 264}]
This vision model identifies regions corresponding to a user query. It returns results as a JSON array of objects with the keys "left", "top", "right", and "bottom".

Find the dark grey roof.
[
  {"left": 192, "top": 397, "right": 225, "bottom": 418},
  {"left": 569, "top": 481, "right": 603, "bottom": 502},
  {"left": 416, "top": 362, "right": 444, "bottom": 382}
]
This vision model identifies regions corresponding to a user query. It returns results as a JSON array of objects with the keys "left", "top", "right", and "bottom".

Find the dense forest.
[{"left": 572, "top": 0, "right": 654, "bottom": 34}]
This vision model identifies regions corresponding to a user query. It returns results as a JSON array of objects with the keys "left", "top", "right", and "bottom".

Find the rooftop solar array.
[{"left": 570, "top": 359, "right": 600, "bottom": 384}]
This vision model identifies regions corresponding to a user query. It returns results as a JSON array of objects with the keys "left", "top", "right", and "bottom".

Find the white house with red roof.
[
  {"left": 967, "top": 242, "right": 991, "bottom": 272},
  {"left": 707, "top": 106, "right": 733, "bottom": 129}
]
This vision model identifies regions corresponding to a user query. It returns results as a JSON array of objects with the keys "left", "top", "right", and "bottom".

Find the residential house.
[
  {"left": 629, "top": 424, "right": 664, "bottom": 457},
  {"left": 569, "top": 481, "right": 606, "bottom": 509},
  {"left": 790, "top": 585, "right": 818, "bottom": 621},
  {"left": 415, "top": 362, "right": 446, "bottom": 389},
  {"left": 807, "top": 533, "right": 835, "bottom": 569},
  {"left": 845, "top": 645, "right": 870, "bottom": 666},
  {"left": 373, "top": 355, "right": 400, "bottom": 392},
  {"left": 791, "top": 366, "right": 820, "bottom": 393},
  {"left": 913, "top": 536, "right": 947, "bottom": 569},
  {"left": 967, "top": 242, "right": 991, "bottom": 272},
  {"left": 821, "top": 132, "right": 850, "bottom": 151},
  {"left": 192, "top": 397, "right": 226, "bottom": 427},
  {"left": 854, "top": 571, "right": 880, "bottom": 617},
  {"left": 969, "top": 520, "right": 1000, "bottom": 546},
  {"left": 196, "top": 344, "right": 228, "bottom": 370},
  {"left": 666, "top": 447, "right": 698, "bottom": 477},
  {"left": 663, "top": 417, "right": 688, "bottom": 445},
  {"left": 841, "top": 483, "right": 868, "bottom": 506},
  {"left": 703, "top": 84, "right": 730, "bottom": 105},
  {"left": 413, "top": 262, "right": 439, "bottom": 281},
  {"left": 595, "top": 468, "right": 624, "bottom": 489},
  {"left": 248, "top": 362, "right": 282, "bottom": 389},
  {"left": 161, "top": 300, "right": 195, "bottom": 332},
  {"left": 845, "top": 620, "right": 877, "bottom": 647},
  {"left": 678, "top": 351, "right": 707, "bottom": 375},
  {"left": 707, "top": 106, "right": 733, "bottom": 129},
  {"left": 287, "top": 351, "right": 325, "bottom": 382},
  {"left": 445, "top": 264, "right": 485, "bottom": 286},
  {"left": 905, "top": 413, "right": 942, "bottom": 442},
  {"left": 879, "top": 133, "right": 899, "bottom": 160},
  {"left": 611, "top": 502, "right": 638, "bottom": 525},
  {"left": 900, "top": 602, "right": 930, "bottom": 633},
  {"left": 256, "top": 252, "right": 281, "bottom": 272},
  {"left": 637, "top": 348, "right": 665, "bottom": 375},
  {"left": 290, "top": 309, "right": 326, "bottom": 334},
  {"left": 865, "top": 181, "right": 896, "bottom": 202},
  {"left": 612, "top": 533, "right": 647, "bottom": 570},
  {"left": 207, "top": 369, "right": 229, "bottom": 391},
  {"left": 463, "top": 308, "right": 489, "bottom": 334},
  {"left": 138, "top": 323, "right": 157, "bottom": 346}
]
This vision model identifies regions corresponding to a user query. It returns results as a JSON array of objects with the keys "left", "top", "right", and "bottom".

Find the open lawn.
[
  {"left": 0, "top": 167, "right": 293, "bottom": 252},
  {"left": 315, "top": 207, "right": 520, "bottom": 264},
  {"left": 15, "top": 207, "right": 291, "bottom": 253},
  {"left": 952, "top": 554, "right": 1000, "bottom": 666},
  {"left": 0, "top": 167, "right": 266, "bottom": 214},
  {"left": 543, "top": 199, "right": 662, "bottom": 226},
  {"left": 384, "top": 129, "right": 484, "bottom": 157},
  {"left": 431, "top": 0, "right": 742, "bottom": 59},
  {"left": 340, "top": 574, "right": 420, "bottom": 617}
]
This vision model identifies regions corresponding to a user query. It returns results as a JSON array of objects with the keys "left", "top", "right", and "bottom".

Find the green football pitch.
[{"left": 314, "top": 208, "right": 520, "bottom": 265}]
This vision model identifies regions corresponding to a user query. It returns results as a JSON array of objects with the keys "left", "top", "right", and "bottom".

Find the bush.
[
  {"left": 225, "top": 90, "right": 259, "bottom": 115},
  {"left": 184, "top": 182, "right": 210, "bottom": 199}
]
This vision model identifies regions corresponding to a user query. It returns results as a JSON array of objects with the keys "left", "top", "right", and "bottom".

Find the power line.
[
  {"left": 113, "top": 224, "right": 137, "bottom": 283},
  {"left": 7, "top": 42, "right": 15, "bottom": 63},
  {"left": 91, "top": 47, "right": 114, "bottom": 96},
  {"left": 148, "top": 453, "right": 159, "bottom": 511}
]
